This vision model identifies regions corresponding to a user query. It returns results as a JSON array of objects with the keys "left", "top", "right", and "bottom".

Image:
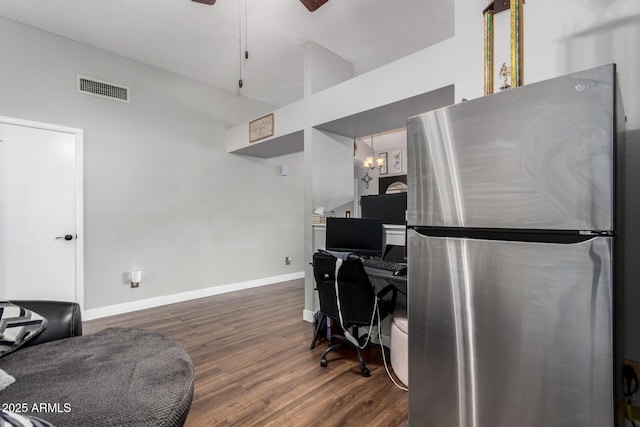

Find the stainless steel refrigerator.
[{"left": 406, "top": 64, "right": 625, "bottom": 427}]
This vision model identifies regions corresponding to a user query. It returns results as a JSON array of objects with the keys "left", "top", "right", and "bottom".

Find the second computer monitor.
[{"left": 325, "top": 217, "right": 384, "bottom": 258}]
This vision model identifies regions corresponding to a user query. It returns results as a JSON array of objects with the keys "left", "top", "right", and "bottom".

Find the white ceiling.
[
  {"left": 0, "top": 0, "right": 454, "bottom": 108},
  {"left": 362, "top": 128, "right": 408, "bottom": 152}
]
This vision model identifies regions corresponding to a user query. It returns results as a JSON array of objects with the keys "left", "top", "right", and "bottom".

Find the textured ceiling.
[{"left": 0, "top": 0, "right": 454, "bottom": 107}]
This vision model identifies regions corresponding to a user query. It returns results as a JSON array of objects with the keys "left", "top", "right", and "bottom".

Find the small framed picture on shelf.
[
  {"left": 249, "top": 113, "right": 274, "bottom": 143},
  {"left": 379, "top": 152, "right": 388, "bottom": 175},
  {"left": 391, "top": 150, "right": 402, "bottom": 174}
]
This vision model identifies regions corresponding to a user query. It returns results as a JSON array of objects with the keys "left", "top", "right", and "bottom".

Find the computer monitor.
[
  {"left": 360, "top": 192, "right": 407, "bottom": 225},
  {"left": 325, "top": 217, "right": 384, "bottom": 258}
]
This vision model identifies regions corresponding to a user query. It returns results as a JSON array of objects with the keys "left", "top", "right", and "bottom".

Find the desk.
[
  {"left": 364, "top": 266, "right": 407, "bottom": 284},
  {"left": 364, "top": 266, "right": 407, "bottom": 310}
]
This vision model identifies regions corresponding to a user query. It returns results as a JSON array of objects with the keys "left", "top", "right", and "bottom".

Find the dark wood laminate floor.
[{"left": 83, "top": 279, "right": 408, "bottom": 427}]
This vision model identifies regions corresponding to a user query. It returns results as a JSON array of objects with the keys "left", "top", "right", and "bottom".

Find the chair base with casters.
[
  {"left": 320, "top": 325, "right": 371, "bottom": 377},
  {"left": 309, "top": 311, "right": 328, "bottom": 350}
]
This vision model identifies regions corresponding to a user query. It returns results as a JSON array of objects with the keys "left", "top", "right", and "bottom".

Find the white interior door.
[{"left": 0, "top": 118, "right": 83, "bottom": 303}]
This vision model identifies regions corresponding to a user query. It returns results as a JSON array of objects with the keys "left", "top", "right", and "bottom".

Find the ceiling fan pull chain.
[
  {"left": 244, "top": 0, "right": 249, "bottom": 60},
  {"left": 238, "top": 0, "right": 243, "bottom": 88}
]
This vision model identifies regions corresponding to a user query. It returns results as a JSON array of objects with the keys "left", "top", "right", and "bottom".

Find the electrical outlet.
[
  {"left": 285, "top": 256, "right": 291, "bottom": 265},
  {"left": 130, "top": 269, "right": 142, "bottom": 288}
]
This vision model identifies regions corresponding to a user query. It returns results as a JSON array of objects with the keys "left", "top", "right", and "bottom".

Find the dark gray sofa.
[{"left": 0, "top": 301, "right": 194, "bottom": 427}]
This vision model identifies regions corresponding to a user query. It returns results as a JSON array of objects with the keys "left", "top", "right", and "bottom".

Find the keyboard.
[{"left": 362, "top": 258, "right": 407, "bottom": 274}]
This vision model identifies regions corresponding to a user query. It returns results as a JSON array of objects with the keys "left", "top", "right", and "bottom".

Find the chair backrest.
[{"left": 312, "top": 251, "right": 376, "bottom": 327}]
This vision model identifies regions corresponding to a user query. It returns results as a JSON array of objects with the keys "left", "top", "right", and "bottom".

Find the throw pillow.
[
  {"left": 0, "top": 369, "right": 15, "bottom": 391},
  {"left": 0, "top": 302, "right": 47, "bottom": 358},
  {"left": 0, "top": 411, "right": 55, "bottom": 427}
]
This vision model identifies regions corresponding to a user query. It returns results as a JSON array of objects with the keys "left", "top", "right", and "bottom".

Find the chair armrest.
[
  {"left": 376, "top": 284, "right": 398, "bottom": 309},
  {"left": 9, "top": 300, "right": 82, "bottom": 348}
]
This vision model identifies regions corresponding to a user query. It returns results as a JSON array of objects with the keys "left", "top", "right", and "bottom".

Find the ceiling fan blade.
[
  {"left": 300, "top": 0, "right": 329, "bottom": 12},
  {"left": 192, "top": 0, "right": 216, "bottom": 5}
]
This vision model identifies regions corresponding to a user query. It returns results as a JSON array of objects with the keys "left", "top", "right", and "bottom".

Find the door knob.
[{"left": 56, "top": 234, "right": 74, "bottom": 241}]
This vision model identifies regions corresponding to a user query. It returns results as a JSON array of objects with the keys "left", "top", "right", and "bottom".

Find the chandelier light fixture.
[
  {"left": 363, "top": 135, "right": 385, "bottom": 170},
  {"left": 361, "top": 135, "right": 384, "bottom": 189}
]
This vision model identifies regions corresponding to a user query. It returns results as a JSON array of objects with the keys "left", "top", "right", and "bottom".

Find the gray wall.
[
  {"left": 0, "top": 17, "right": 305, "bottom": 310},
  {"left": 311, "top": 128, "right": 354, "bottom": 217}
]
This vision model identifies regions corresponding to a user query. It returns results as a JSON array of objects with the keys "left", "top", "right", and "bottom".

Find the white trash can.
[{"left": 390, "top": 308, "right": 408, "bottom": 387}]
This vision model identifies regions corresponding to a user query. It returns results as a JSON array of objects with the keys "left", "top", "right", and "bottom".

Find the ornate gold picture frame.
[{"left": 483, "top": 0, "right": 523, "bottom": 95}]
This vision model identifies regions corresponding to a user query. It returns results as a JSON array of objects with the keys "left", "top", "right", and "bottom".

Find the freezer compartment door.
[
  {"left": 408, "top": 230, "right": 613, "bottom": 427},
  {"left": 407, "top": 64, "right": 616, "bottom": 231}
]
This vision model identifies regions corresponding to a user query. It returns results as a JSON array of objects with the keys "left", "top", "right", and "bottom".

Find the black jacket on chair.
[
  {"left": 313, "top": 252, "right": 396, "bottom": 328},
  {"left": 311, "top": 251, "right": 397, "bottom": 377}
]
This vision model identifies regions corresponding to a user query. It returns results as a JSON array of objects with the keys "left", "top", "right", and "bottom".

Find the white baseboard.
[
  {"left": 82, "top": 271, "right": 305, "bottom": 321},
  {"left": 302, "top": 309, "right": 315, "bottom": 323}
]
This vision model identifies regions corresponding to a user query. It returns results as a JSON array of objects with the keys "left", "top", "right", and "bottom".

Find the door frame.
[{"left": 0, "top": 116, "right": 84, "bottom": 307}]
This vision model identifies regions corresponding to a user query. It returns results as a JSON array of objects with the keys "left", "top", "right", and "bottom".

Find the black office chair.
[{"left": 310, "top": 250, "right": 397, "bottom": 377}]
